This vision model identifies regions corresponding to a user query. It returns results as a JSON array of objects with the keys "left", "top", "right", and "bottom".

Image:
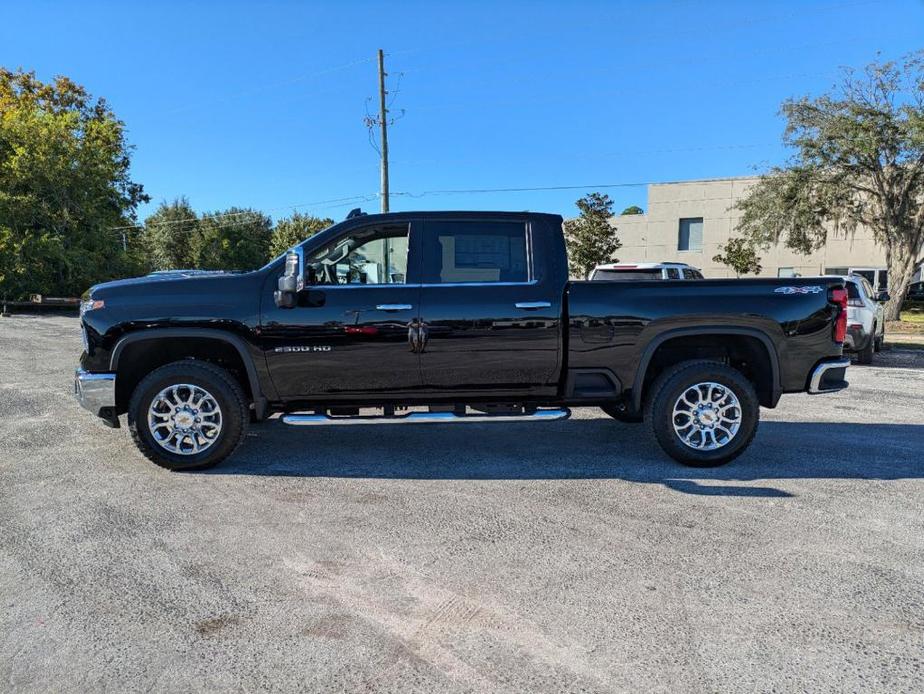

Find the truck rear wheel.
[
  {"left": 128, "top": 360, "right": 248, "bottom": 471},
  {"left": 645, "top": 361, "right": 759, "bottom": 467}
]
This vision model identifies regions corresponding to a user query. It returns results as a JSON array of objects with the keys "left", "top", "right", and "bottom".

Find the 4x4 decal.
[{"left": 774, "top": 286, "right": 824, "bottom": 295}]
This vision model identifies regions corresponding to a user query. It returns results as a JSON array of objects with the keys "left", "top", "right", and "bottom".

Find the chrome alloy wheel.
[
  {"left": 147, "top": 383, "right": 222, "bottom": 455},
  {"left": 671, "top": 381, "right": 741, "bottom": 451}
]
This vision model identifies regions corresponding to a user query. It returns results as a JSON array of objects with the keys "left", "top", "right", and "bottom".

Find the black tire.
[
  {"left": 600, "top": 402, "right": 643, "bottom": 423},
  {"left": 874, "top": 331, "right": 883, "bottom": 353},
  {"left": 857, "top": 336, "right": 874, "bottom": 364},
  {"left": 128, "top": 360, "right": 249, "bottom": 471},
  {"left": 645, "top": 360, "right": 759, "bottom": 467}
]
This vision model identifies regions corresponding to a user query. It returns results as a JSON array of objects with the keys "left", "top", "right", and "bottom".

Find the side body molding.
[
  {"left": 630, "top": 326, "right": 782, "bottom": 412},
  {"left": 109, "top": 328, "right": 270, "bottom": 418}
]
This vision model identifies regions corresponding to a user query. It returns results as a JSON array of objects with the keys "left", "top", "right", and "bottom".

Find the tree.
[
  {"left": 735, "top": 52, "right": 924, "bottom": 320},
  {"left": 564, "top": 192, "right": 621, "bottom": 277},
  {"left": 269, "top": 212, "right": 333, "bottom": 258},
  {"left": 712, "top": 237, "right": 763, "bottom": 277},
  {"left": 0, "top": 69, "right": 148, "bottom": 298},
  {"left": 621, "top": 205, "right": 644, "bottom": 215},
  {"left": 142, "top": 198, "right": 199, "bottom": 271},
  {"left": 193, "top": 208, "right": 273, "bottom": 271}
]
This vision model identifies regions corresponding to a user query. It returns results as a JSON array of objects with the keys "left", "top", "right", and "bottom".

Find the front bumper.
[
  {"left": 74, "top": 369, "right": 117, "bottom": 422},
  {"left": 807, "top": 357, "right": 850, "bottom": 394}
]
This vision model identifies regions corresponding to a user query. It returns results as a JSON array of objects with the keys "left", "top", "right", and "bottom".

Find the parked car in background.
[
  {"left": 907, "top": 281, "right": 924, "bottom": 302},
  {"left": 589, "top": 262, "right": 704, "bottom": 281},
  {"left": 837, "top": 275, "right": 888, "bottom": 364}
]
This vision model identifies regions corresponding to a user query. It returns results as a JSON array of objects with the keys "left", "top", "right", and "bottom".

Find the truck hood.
[{"left": 88, "top": 270, "right": 244, "bottom": 296}]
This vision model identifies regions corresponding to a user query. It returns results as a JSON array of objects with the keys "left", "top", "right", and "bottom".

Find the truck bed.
[{"left": 566, "top": 276, "right": 845, "bottom": 403}]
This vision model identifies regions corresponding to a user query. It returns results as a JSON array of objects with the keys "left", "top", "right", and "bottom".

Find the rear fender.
[{"left": 630, "top": 326, "right": 781, "bottom": 412}]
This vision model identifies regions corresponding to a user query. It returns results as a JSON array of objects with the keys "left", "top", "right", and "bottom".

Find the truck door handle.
[
  {"left": 376, "top": 304, "right": 413, "bottom": 312},
  {"left": 515, "top": 301, "right": 551, "bottom": 310}
]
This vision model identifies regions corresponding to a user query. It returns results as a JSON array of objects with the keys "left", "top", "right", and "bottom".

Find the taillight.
[
  {"left": 847, "top": 298, "right": 863, "bottom": 307},
  {"left": 831, "top": 287, "right": 848, "bottom": 343}
]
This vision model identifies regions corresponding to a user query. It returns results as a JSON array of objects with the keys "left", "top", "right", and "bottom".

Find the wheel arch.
[
  {"left": 630, "top": 327, "right": 781, "bottom": 412},
  {"left": 110, "top": 328, "right": 267, "bottom": 418}
]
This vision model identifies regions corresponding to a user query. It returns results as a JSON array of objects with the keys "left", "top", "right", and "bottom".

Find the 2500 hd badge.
[{"left": 274, "top": 345, "right": 332, "bottom": 353}]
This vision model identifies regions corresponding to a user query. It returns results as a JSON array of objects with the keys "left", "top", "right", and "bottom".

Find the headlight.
[
  {"left": 79, "top": 299, "right": 103, "bottom": 351},
  {"left": 80, "top": 299, "right": 104, "bottom": 317}
]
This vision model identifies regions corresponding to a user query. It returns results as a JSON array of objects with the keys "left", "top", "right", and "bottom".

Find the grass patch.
[{"left": 900, "top": 310, "right": 924, "bottom": 323}]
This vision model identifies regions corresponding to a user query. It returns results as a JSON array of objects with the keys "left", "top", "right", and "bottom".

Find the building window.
[
  {"left": 825, "top": 267, "right": 849, "bottom": 276},
  {"left": 678, "top": 218, "right": 703, "bottom": 251},
  {"left": 777, "top": 267, "right": 796, "bottom": 278}
]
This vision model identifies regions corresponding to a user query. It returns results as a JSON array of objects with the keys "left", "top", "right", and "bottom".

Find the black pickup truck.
[{"left": 75, "top": 210, "right": 850, "bottom": 471}]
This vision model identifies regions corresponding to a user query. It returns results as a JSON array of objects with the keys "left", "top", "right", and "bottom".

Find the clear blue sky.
[{"left": 3, "top": 0, "right": 923, "bottom": 227}]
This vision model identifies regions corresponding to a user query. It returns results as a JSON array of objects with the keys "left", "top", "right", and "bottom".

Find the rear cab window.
[{"left": 592, "top": 269, "right": 663, "bottom": 281}]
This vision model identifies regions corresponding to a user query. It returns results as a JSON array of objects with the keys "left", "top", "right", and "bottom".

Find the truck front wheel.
[
  {"left": 127, "top": 360, "right": 249, "bottom": 471},
  {"left": 645, "top": 361, "right": 759, "bottom": 467}
]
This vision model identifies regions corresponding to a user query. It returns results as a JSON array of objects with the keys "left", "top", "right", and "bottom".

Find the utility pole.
[{"left": 377, "top": 48, "right": 389, "bottom": 213}]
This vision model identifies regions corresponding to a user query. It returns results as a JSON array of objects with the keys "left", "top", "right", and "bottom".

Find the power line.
[
  {"left": 111, "top": 194, "right": 380, "bottom": 233},
  {"left": 390, "top": 175, "right": 760, "bottom": 198},
  {"left": 113, "top": 177, "right": 771, "bottom": 234}
]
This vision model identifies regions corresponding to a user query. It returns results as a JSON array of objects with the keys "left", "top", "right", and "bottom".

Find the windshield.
[{"left": 592, "top": 269, "right": 662, "bottom": 281}]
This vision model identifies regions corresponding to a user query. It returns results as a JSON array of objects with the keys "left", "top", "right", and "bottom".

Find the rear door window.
[{"left": 421, "top": 220, "right": 528, "bottom": 284}]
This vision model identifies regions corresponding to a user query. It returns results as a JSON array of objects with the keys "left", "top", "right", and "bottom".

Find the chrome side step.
[{"left": 282, "top": 408, "right": 571, "bottom": 427}]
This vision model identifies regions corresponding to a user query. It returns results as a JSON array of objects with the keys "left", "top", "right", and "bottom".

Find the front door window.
[{"left": 308, "top": 225, "right": 409, "bottom": 286}]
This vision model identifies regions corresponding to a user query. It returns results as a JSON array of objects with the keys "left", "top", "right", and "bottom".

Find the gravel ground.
[{"left": 2, "top": 315, "right": 923, "bottom": 693}]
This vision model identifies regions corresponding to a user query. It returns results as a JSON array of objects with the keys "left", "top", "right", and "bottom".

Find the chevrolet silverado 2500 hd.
[{"left": 75, "top": 210, "right": 850, "bottom": 470}]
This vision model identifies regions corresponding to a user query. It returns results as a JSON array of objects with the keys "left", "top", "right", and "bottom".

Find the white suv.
[
  {"left": 589, "top": 262, "right": 704, "bottom": 281},
  {"left": 839, "top": 275, "right": 888, "bottom": 364}
]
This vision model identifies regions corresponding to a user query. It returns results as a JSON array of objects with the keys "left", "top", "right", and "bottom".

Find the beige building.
[{"left": 610, "top": 176, "right": 922, "bottom": 290}]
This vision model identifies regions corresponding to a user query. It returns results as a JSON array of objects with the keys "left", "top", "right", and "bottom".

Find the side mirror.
[
  {"left": 274, "top": 248, "right": 304, "bottom": 309},
  {"left": 875, "top": 290, "right": 890, "bottom": 303}
]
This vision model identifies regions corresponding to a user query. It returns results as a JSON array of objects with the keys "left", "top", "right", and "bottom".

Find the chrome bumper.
[
  {"left": 808, "top": 357, "right": 850, "bottom": 394},
  {"left": 74, "top": 369, "right": 116, "bottom": 415}
]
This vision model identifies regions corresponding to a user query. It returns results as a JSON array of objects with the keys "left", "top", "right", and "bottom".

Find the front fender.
[{"left": 109, "top": 327, "right": 274, "bottom": 416}]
